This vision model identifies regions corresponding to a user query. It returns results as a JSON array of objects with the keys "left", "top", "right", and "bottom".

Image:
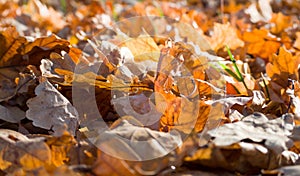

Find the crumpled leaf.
[
  {"left": 185, "top": 141, "right": 297, "bottom": 174},
  {"left": 0, "top": 66, "right": 34, "bottom": 102},
  {"left": 88, "top": 117, "right": 182, "bottom": 161},
  {"left": 186, "top": 113, "right": 296, "bottom": 174},
  {"left": 26, "top": 80, "right": 79, "bottom": 136},
  {"left": 0, "top": 129, "right": 51, "bottom": 172},
  {"left": 44, "top": 131, "right": 77, "bottom": 167},
  {"left": 0, "top": 105, "right": 25, "bottom": 123},
  {"left": 174, "top": 21, "right": 211, "bottom": 51},
  {"left": 205, "top": 96, "right": 252, "bottom": 115},
  {"left": 208, "top": 113, "right": 294, "bottom": 154},
  {"left": 88, "top": 116, "right": 182, "bottom": 175},
  {"left": 111, "top": 93, "right": 162, "bottom": 128}
]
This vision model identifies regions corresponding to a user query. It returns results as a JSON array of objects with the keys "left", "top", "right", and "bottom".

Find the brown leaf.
[
  {"left": 0, "top": 26, "right": 27, "bottom": 67},
  {"left": 186, "top": 113, "right": 296, "bottom": 174},
  {"left": 0, "top": 105, "right": 25, "bottom": 123},
  {"left": 22, "top": 34, "right": 69, "bottom": 55},
  {"left": 86, "top": 116, "right": 181, "bottom": 175},
  {"left": 0, "top": 129, "right": 51, "bottom": 172}
]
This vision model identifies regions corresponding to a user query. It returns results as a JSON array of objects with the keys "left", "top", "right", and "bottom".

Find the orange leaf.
[
  {"left": 270, "top": 12, "right": 291, "bottom": 35},
  {"left": 242, "top": 29, "right": 281, "bottom": 59},
  {"left": 266, "top": 47, "right": 299, "bottom": 87},
  {"left": 22, "top": 35, "right": 69, "bottom": 55},
  {"left": 208, "top": 23, "right": 244, "bottom": 51}
]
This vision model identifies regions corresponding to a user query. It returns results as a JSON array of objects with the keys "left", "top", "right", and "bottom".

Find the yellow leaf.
[
  {"left": 122, "top": 34, "right": 160, "bottom": 62},
  {"left": 0, "top": 150, "right": 11, "bottom": 170},
  {"left": 20, "top": 154, "right": 46, "bottom": 170}
]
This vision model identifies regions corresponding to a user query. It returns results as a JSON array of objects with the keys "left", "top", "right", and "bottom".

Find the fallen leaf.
[
  {"left": 208, "top": 113, "right": 293, "bottom": 153},
  {"left": 121, "top": 34, "right": 160, "bottom": 62},
  {"left": 21, "top": 34, "right": 69, "bottom": 56},
  {"left": 0, "top": 26, "right": 27, "bottom": 67},
  {"left": 270, "top": 12, "right": 291, "bottom": 35},
  {"left": 266, "top": 47, "right": 299, "bottom": 88},
  {"left": 242, "top": 29, "right": 281, "bottom": 59},
  {"left": 89, "top": 116, "right": 181, "bottom": 175},
  {"left": 88, "top": 116, "right": 182, "bottom": 161},
  {"left": 185, "top": 113, "right": 296, "bottom": 174},
  {"left": 0, "top": 129, "right": 51, "bottom": 172},
  {"left": 26, "top": 80, "right": 79, "bottom": 136},
  {"left": 245, "top": 0, "right": 272, "bottom": 23},
  {"left": 208, "top": 22, "right": 244, "bottom": 51},
  {"left": 0, "top": 105, "right": 25, "bottom": 123}
]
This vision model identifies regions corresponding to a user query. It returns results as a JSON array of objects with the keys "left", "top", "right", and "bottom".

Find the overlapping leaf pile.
[{"left": 1, "top": 0, "right": 300, "bottom": 175}]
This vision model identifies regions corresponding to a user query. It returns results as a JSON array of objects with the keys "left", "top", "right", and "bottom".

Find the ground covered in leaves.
[{"left": 1, "top": 0, "right": 300, "bottom": 175}]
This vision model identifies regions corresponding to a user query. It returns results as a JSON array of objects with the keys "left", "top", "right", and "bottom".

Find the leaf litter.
[{"left": 0, "top": 0, "right": 300, "bottom": 175}]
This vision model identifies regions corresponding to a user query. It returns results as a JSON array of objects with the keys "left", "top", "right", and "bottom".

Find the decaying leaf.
[
  {"left": 208, "top": 113, "right": 294, "bottom": 153},
  {"left": 88, "top": 116, "right": 182, "bottom": 161},
  {"left": 0, "top": 26, "right": 27, "bottom": 67},
  {"left": 89, "top": 116, "right": 182, "bottom": 175},
  {"left": 0, "top": 129, "right": 51, "bottom": 173},
  {"left": 0, "top": 105, "right": 25, "bottom": 123},
  {"left": 185, "top": 113, "right": 297, "bottom": 174},
  {"left": 26, "top": 80, "right": 79, "bottom": 136}
]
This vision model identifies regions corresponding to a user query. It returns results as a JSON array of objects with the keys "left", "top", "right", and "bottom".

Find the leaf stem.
[{"left": 225, "top": 45, "right": 248, "bottom": 90}]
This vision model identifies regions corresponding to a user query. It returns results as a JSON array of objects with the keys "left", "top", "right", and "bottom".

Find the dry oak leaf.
[
  {"left": 0, "top": 129, "right": 51, "bottom": 172},
  {"left": 26, "top": 80, "right": 79, "bottom": 136},
  {"left": 208, "top": 22, "right": 244, "bottom": 51},
  {"left": 270, "top": 12, "right": 292, "bottom": 35},
  {"left": 266, "top": 47, "right": 300, "bottom": 88},
  {"left": 0, "top": 105, "right": 25, "bottom": 123},
  {"left": 186, "top": 113, "right": 296, "bottom": 174},
  {"left": 242, "top": 29, "right": 281, "bottom": 59},
  {"left": 0, "top": 26, "right": 27, "bottom": 67},
  {"left": 121, "top": 34, "right": 160, "bottom": 62},
  {"left": 88, "top": 116, "right": 182, "bottom": 161},
  {"left": 89, "top": 116, "right": 181, "bottom": 175},
  {"left": 21, "top": 34, "right": 69, "bottom": 55},
  {"left": 0, "top": 66, "right": 34, "bottom": 102},
  {"left": 45, "top": 131, "right": 77, "bottom": 167},
  {"left": 23, "top": 0, "right": 66, "bottom": 32}
]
